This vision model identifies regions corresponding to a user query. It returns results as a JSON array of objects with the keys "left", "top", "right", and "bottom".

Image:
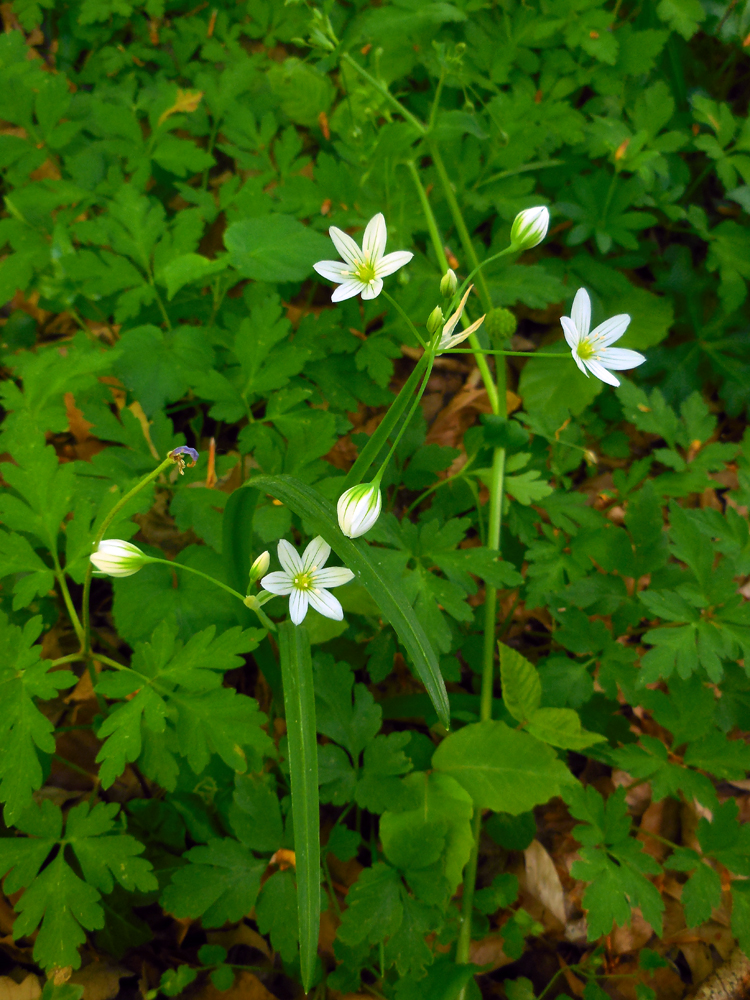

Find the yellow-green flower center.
[
  {"left": 576, "top": 340, "right": 595, "bottom": 360},
  {"left": 355, "top": 261, "right": 377, "bottom": 284},
  {"left": 293, "top": 571, "right": 314, "bottom": 591}
]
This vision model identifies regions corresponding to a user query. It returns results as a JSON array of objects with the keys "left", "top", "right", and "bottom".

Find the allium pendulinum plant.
[{"left": 4, "top": 2, "right": 750, "bottom": 997}]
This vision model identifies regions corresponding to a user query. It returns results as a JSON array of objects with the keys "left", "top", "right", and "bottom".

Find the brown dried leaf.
[
  {"left": 523, "top": 839, "right": 566, "bottom": 926},
  {"left": 0, "top": 974, "right": 41, "bottom": 1000},
  {"left": 192, "top": 970, "right": 277, "bottom": 1000}
]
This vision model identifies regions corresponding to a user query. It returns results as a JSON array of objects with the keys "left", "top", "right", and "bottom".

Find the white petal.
[
  {"left": 597, "top": 347, "right": 646, "bottom": 370},
  {"left": 260, "top": 571, "right": 294, "bottom": 595},
  {"left": 572, "top": 352, "right": 589, "bottom": 377},
  {"left": 589, "top": 314, "right": 630, "bottom": 349},
  {"left": 313, "top": 260, "right": 353, "bottom": 282},
  {"left": 375, "top": 250, "right": 413, "bottom": 277},
  {"left": 313, "top": 566, "right": 355, "bottom": 588},
  {"left": 362, "top": 213, "right": 387, "bottom": 262},
  {"left": 360, "top": 277, "right": 383, "bottom": 300},
  {"left": 571, "top": 288, "right": 591, "bottom": 338},
  {"left": 584, "top": 358, "right": 620, "bottom": 386},
  {"left": 277, "top": 539, "right": 302, "bottom": 576},
  {"left": 302, "top": 536, "right": 331, "bottom": 572},
  {"left": 307, "top": 588, "right": 344, "bottom": 621},
  {"left": 560, "top": 315, "right": 581, "bottom": 350},
  {"left": 289, "top": 589, "right": 309, "bottom": 625},
  {"left": 329, "top": 226, "right": 364, "bottom": 267},
  {"left": 331, "top": 279, "right": 365, "bottom": 302}
]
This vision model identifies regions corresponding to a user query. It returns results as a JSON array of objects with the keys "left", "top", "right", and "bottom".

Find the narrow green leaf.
[
  {"left": 248, "top": 475, "right": 450, "bottom": 728},
  {"left": 278, "top": 622, "right": 319, "bottom": 992},
  {"left": 342, "top": 353, "right": 430, "bottom": 490}
]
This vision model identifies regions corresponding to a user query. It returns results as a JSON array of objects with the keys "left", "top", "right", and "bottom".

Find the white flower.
[
  {"left": 313, "top": 212, "right": 413, "bottom": 302},
  {"left": 90, "top": 540, "right": 149, "bottom": 578},
  {"left": 437, "top": 285, "right": 485, "bottom": 353},
  {"left": 510, "top": 206, "right": 549, "bottom": 250},
  {"left": 337, "top": 482, "right": 382, "bottom": 538},
  {"left": 561, "top": 288, "right": 646, "bottom": 387},
  {"left": 261, "top": 536, "right": 355, "bottom": 626}
]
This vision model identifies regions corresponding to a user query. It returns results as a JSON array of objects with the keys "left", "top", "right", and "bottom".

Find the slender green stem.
[
  {"left": 82, "top": 456, "right": 173, "bottom": 658},
  {"left": 405, "top": 162, "right": 500, "bottom": 415},
  {"left": 52, "top": 562, "right": 84, "bottom": 645},
  {"left": 50, "top": 652, "right": 86, "bottom": 667},
  {"left": 445, "top": 349, "right": 569, "bottom": 357},
  {"left": 382, "top": 289, "right": 427, "bottom": 348},
  {"left": 405, "top": 160, "right": 449, "bottom": 272},
  {"left": 429, "top": 143, "right": 493, "bottom": 315},
  {"left": 340, "top": 53, "right": 427, "bottom": 135},
  {"left": 473, "top": 159, "right": 564, "bottom": 190},
  {"left": 375, "top": 352, "right": 436, "bottom": 480},
  {"left": 145, "top": 557, "right": 247, "bottom": 603},
  {"left": 456, "top": 446, "right": 505, "bottom": 971},
  {"left": 343, "top": 352, "right": 431, "bottom": 490},
  {"left": 428, "top": 70, "right": 446, "bottom": 132},
  {"left": 481, "top": 446, "right": 505, "bottom": 723},
  {"left": 406, "top": 456, "right": 477, "bottom": 514}
]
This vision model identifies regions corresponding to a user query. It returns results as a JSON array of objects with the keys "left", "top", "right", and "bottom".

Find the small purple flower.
[{"left": 168, "top": 446, "right": 199, "bottom": 474}]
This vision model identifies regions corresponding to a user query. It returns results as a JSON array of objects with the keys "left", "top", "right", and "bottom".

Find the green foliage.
[{"left": 0, "top": 0, "right": 749, "bottom": 992}]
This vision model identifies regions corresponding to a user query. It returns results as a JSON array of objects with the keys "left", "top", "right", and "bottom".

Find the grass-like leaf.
[
  {"left": 248, "top": 474, "right": 450, "bottom": 728},
  {"left": 278, "top": 622, "right": 319, "bottom": 992}
]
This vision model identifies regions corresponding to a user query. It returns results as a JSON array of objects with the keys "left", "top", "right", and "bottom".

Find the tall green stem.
[
  {"left": 82, "top": 456, "right": 173, "bottom": 658},
  {"left": 428, "top": 143, "right": 493, "bottom": 317},
  {"left": 404, "top": 161, "right": 500, "bottom": 416}
]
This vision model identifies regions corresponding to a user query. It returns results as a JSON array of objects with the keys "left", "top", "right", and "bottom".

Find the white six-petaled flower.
[
  {"left": 313, "top": 213, "right": 413, "bottom": 302},
  {"left": 261, "top": 537, "right": 355, "bottom": 626},
  {"left": 561, "top": 288, "right": 646, "bottom": 387}
]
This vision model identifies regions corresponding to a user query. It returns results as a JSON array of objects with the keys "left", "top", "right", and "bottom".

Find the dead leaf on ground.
[
  {"left": 524, "top": 839, "right": 566, "bottom": 926},
  {"left": 468, "top": 933, "right": 514, "bottom": 971},
  {"left": 206, "top": 923, "right": 271, "bottom": 960},
  {"left": 191, "top": 970, "right": 277, "bottom": 1000},
  {"left": 0, "top": 974, "right": 41, "bottom": 1000},
  {"left": 69, "top": 964, "right": 129, "bottom": 1000}
]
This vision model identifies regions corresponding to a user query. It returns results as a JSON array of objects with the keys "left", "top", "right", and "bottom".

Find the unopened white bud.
[
  {"left": 510, "top": 206, "right": 549, "bottom": 251},
  {"left": 248, "top": 550, "right": 270, "bottom": 586},
  {"left": 440, "top": 269, "right": 457, "bottom": 298},
  {"left": 426, "top": 306, "right": 445, "bottom": 335},
  {"left": 90, "top": 540, "right": 149, "bottom": 578},
  {"left": 337, "top": 482, "right": 382, "bottom": 539}
]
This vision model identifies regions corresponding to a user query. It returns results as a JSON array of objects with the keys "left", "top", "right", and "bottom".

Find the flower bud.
[
  {"left": 440, "top": 269, "right": 457, "bottom": 298},
  {"left": 337, "top": 482, "right": 382, "bottom": 539},
  {"left": 248, "top": 551, "right": 270, "bottom": 587},
  {"left": 426, "top": 306, "right": 445, "bottom": 335},
  {"left": 90, "top": 540, "right": 149, "bottom": 578},
  {"left": 510, "top": 206, "right": 549, "bottom": 251}
]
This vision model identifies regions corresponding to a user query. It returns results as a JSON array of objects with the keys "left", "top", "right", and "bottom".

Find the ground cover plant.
[{"left": 2, "top": 1, "right": 750, "bottom": 999}]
